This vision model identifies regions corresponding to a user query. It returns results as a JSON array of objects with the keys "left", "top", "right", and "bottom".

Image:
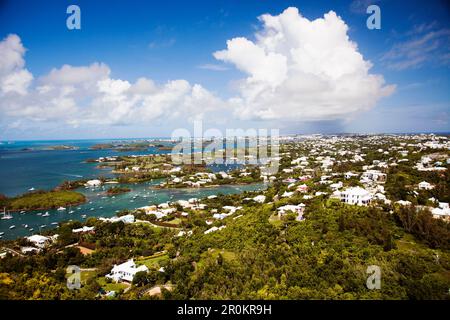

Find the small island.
[
  {"left": 90, "top": 141, "right": 150, "bottom": 152},
  {"left": 44, "top": 145, "right": 79, "bottom": 151},
  {"left": 0, "top": 190, "right": 86, "bottom": 212},
  {"left": 106, "top": 186, "right": 131, "bottom": 196}
]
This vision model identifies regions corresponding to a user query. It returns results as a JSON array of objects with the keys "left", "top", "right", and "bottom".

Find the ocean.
[{"left": 0, "top": 139, "right": 263, "bottom": 240}]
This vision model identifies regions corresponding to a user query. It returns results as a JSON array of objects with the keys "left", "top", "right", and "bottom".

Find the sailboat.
[{"left": 1, "top": 208, "right": 12, "bottom": 220}]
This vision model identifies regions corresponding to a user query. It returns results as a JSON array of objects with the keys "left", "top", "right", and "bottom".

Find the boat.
[
  {"left": 81, "top": 214, "right": 87, "bottom": 218},
  {"left": 40, "top": 225, "right": 46, "bottom": 228},
  {"left": 57, "top": 207, "right": 66, "bottom": 211},
  {"left": 9, "top": 225, "right": 15, "bottom": 229},
  {"left": 37, "top": 212, "right": 42, "bottom": 216},
  {"left": 51, "top": 222, "right": 58, "bottom": 225},
  {"left": 0, "top": 232, "right": 4, "bottom": 236},
  {"left": 1, "top": 208, "right": 13, "bottom": 220},
  {"left": 29, "top": 228, "right": 34, "bottom": 232},
  {"left": 69, "top": 210, "right": 74, "bottom": 214},
  {"left": 23, "top": 224, "right": 28, "bottom": 228},
  {"left": 20, "top": 210, "right": 25, "bottom": 214},
  {"left": 28, "top": 187, "right": 35, "bottom": 191},
  {"left": 42, "top": 212, "right": 50, "bottom": 217}
]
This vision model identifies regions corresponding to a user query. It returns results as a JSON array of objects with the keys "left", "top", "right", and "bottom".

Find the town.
[{"left": 0, "top": 133, "right": 449, "bottom": 299}]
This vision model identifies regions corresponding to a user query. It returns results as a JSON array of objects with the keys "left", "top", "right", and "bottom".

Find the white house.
[
  {"left": 106, "top": 259, "right": 149, "bottom": 283},
  {"left": 344, "top": 172, "right": 359, "bottom": 179},
  {"left": 204, "top": 225, "right": 226, "bottom": 234},
  {"left": 100, "top": 214, "right": 135, "bottom": 224},
  {"left": 85, "top": 179, "right": 102, "bottom": 187},
  {"left": 281, "top": 191, "right": 294, "bottom": 198},
  {"left": 26, "top": 235, "right": 51, "bottom": 248},
  {"left": 340, "top": 187, "right": 372, "bottom": 206},
  {"left": 277, "top": 204, "right": 306, "bottom": 221},
  {"left": 396, "top": 200, "right": 412, "bottom": 206},
  {"left": 361, "top": 170, "right": 387, "bottom": 183},
  {"left": 253, "top": 195, "right": 266, "bottom": 203},
  {"left": 72, "top": 226, "right": 95, "bottom": 233},
  {"left": 431, "top": 202, "right": 450, "bottom": 221},
  {"left": 418, "top": 181, "right": 434, "bottom": 190}
]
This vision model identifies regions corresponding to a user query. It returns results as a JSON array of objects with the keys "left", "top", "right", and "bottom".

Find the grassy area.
[
  {"left": 6, "top": 190, "right": 86, "bottom": 211},
  {"left": 80, "top": 270, "right": 97, "bottom": 284},
  {"left": 396, "top": 233, "right": 428, "bottom": 253},
  {"left": 166, "top": 218, "right": 182, "bottom": 225},
  {"left": 136, "top": 252, "right": 169, "bottom": 269},
  {"left": 196, "top": 249, "right": 237, "bottom": 270},
  {"left": 268, "top": 213, "right": 284, "bottom": 227},
  {"left": 97, "top": 277, "right": 129, "bottom": 292}
]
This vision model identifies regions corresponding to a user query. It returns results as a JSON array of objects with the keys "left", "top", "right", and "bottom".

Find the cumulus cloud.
[
  {"left": 0, "top": 8, "right": 394, "bottom": 132},
  {"left": 0, "top": 34, "right": 223, "bottom": 128},
  {"left": 0, "top": 34, "right": 33, "bottom": 95},
  {"left": 40, "top": 63, "right": 110, "bottom": 87},
  {"left": 214, "top": 7, "right": 395, "bottom": 121}
]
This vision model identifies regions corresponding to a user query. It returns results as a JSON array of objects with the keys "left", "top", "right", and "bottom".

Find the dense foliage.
[{"left": 2, "top": 190, "right": 86, "bottom": 211}]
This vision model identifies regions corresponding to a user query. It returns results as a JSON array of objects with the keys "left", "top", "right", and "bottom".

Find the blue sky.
[{"left": 0, "top": 0, "right": 449, "bottom": 139}]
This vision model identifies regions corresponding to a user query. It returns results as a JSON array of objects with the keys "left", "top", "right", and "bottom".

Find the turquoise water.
[
  {"left": 0, "top": 139, "right": 263, "bottom": 240},
  {"left": 0, "top": 139, "right": 171, "bottom": 197},
  {"left": 0, "top": 181, "right": 264, "bottom": 240}
]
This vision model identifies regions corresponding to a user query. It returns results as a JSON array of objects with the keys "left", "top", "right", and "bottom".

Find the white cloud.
[
  {"left": 40, "top": 63, "right": 110, "bottom": 86},
  {"left": 214, "top": 7, "right": 395, "bottom": 121},
  {"left": 0, "top": 8, "right": 394, "bottom": 132},
  {"left": 0, "top": 34, "right": 224, "bottom": 128},
  {"left": 197, "top": 64, "right": 228, "bottom": 71},
  {"left": 381, "top": 27, "right": 450, "bottom": 70},
  {"left": 0, "top": 34, "right": 33, "bottom": 95}
]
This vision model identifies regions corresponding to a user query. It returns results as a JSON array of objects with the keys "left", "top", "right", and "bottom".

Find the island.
[
  {"left": 106, "top": 186, "right": 131, "bottom": 196},
  {"left": 0, "top": 190, "right": 86, "bottom": 212}
]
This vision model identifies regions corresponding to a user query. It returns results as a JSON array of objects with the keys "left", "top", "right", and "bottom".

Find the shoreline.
[
  {"left": 6, "top": 198, "right": 87, "bottom": 213},
  {"left": 150, "top": 181, "right": 265, "bottom": 190}
]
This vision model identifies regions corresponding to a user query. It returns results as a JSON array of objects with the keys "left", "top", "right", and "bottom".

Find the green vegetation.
[
  {"left": 97, "top": 277, "right": 129, "bottom": 292},
  {"left": 106, "top": 186, "right": 131, "bottom": 196},
  {"left": 136, "top": 253, "right": 170, "bottom": 269},
  {"left": 3, "top": 190, "right": 86, "bottom": 211}
]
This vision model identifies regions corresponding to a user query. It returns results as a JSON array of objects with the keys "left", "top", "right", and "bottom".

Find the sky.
[{"left": 0, "top": 0, "right": 449, "bottom": 140}]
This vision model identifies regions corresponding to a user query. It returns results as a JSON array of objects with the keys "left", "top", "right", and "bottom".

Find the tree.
[{"left": 132, "top": 271, "right": 149, "bottom": 287}]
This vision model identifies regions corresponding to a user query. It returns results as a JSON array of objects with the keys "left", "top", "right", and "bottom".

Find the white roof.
[
  {"left": 72, "top": 226, "right": 95, "bottom": 233},
  {"left": 108, "top": 259, "right": 149, "bottom": 282},
  {"left": 27, "top": 235, "right": 49, "bottom": 243},
  {"left": 341, "top": 186, "right": 371, "bottom": 196}
]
